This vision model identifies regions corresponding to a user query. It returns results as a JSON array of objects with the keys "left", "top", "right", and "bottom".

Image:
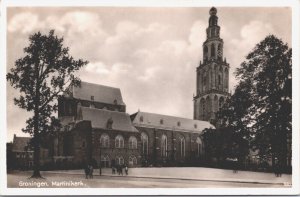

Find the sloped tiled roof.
[
  {"left": 71, "top": 81, "right": 125, "bottom": 105},
  {"left": 131, "top": 111, "right": 215, "bottom": 134},
  {"left": 77, "top": 106, "right": 138, "bottom": 132},
  {"left": 12, "top": 136, "right": 32, "bottom": 152}
]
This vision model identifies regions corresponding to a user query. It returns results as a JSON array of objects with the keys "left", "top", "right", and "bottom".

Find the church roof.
[
  {"left": 70, "top": 81, "right": 125, "bottom": 106},
  {"left": 12, "top": 135, "right": 32, "bottom": 152},
  {"left": 78, "top": 106, "right": 138, "bottom": 132},
  {"left": 131, "top": 111, "right": 215, "bottom": 134}
]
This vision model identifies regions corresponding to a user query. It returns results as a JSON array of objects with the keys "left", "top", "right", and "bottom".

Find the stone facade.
[
  {"left": 54, "top": 81, "right": 142, "bottom": 167},
  {"left": 53, "top": 80, "right": 214, "bottom": 168},
  {"left": 131, "top": 111, "right": 213, "bottom": 166},
  {"left": 194, "top": 7, "right": 230, "bottom": 123}
]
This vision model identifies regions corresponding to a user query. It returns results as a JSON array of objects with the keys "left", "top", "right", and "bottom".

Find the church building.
[
  {"left": 53, "top": 81, "right": 214, "bottom": 168},
  {"left": 50, "top": 7, "right": 226, "bottom": 168},
  {"left": 11, "top": 7, "right": 227, "bottom": 169}
]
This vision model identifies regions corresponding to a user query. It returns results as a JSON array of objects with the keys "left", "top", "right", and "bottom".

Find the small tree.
[{"left": 7, "top": 30, "right": 88, "bottom": 178}]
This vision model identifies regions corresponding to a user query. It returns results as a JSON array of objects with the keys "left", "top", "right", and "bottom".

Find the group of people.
[
  {"left": 84, "top": 164, "right": 94, "bottom": 179},
  {"left": 112, "top": 165, "right": 128, "bottom": 176},
  {"left": 84, "top": 164, "right": 129, "bottom": 178}
]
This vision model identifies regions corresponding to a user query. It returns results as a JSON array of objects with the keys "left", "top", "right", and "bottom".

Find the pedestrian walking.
[
  {"left": 112, "top": 166, "right": 116, "bottom": 174},
  {"left": 116, "top": 165, "right": 120, "bottom": 175},
  {"left": 89, "top": 165, "right": 94, "bottom": 179},
  {"left": 125, "top": 165, "right": 128, "bottom": 175},
  {"left": 117, "top": 165, "right": 123, "bottom": 176},
  {"left": 84, "top": 165, "right": 90, "bottom": 179}
]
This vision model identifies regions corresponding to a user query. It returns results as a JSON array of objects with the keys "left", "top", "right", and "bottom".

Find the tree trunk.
[
  {"left": 31, "top": 133, "right": 41, "bottom": 178},
  {"left": 31, "top": 60, "right": 42, "bottom": 178}
]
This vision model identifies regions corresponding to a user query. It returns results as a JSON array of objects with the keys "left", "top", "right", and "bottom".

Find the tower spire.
[
  {"left": 206, "top": 7, "right": 220, "bottom": 39},
  {"left": 193, "top": 7, "right": 230, "bottom": 125}
]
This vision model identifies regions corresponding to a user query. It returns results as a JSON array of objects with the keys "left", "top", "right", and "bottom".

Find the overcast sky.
[{"left": 6, "top": 7, "right": 291, "bottom": 141}]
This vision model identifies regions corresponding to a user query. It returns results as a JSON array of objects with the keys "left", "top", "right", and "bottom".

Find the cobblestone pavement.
[{"left": 7, "top": 167, "right": 292, "bottom": 188}]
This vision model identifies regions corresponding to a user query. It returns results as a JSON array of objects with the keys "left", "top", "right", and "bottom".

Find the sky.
[{"left": 6, "top": 7, "right": 291, "bottom": 142}]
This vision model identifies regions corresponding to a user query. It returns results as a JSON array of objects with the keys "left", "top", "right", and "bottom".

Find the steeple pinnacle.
[
  {"left": 209, "top": 7, "right": 217, "bottom": 16},
  {"left": 208, "top": 7, "right": 219, "bottom": 28}
]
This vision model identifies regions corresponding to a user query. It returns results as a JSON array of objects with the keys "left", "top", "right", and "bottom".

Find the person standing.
[
  {"left": 125, "top": 165, "right": 128, "bottom": 175},
  {"left": 84, "top": 165, "right": 89, "bottom": 179},
  {"left": 89, "top": 165, "right": 94, "bottom": 179},
  {"left": 120, "top": 165, "right": 123, "bottom": 176},
  {"left": 112, "top": 166, "right": 115, "bottom": 174},
  {"left": 117, "top": 165, "right": 120, "bottom": 175}
]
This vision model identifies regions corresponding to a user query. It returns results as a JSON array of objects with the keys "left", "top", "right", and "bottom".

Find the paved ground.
[{"left": 7, "top": 167, "right": 292, "bottom": 188}]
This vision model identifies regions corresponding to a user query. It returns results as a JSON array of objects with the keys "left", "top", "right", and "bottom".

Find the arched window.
[
  {"left": 206, "top": 96, "right": 211, "bottom": 113},
  {"left": 129, "top": 136, "right": 137, "bottom": 149},
  {"left": 106, "top": 117, "right": 113, "bottom": 129},
  {"left": 101, "top": 155, "right": 110, "bottom": 168},
  {"left": 141, "top": 132, "right": 148, "bottom": 155},
  {"left": 203, "top": 74, "right": 207, "bottom": 91},
  {"left": 100, "top": 133, "right": 110, "bottom": 148},
  {"left": 177, "top": 121, "right": 181, "bottom": 127},
  {"left": 196, "top": 137, "right": 203, "bottom": 156},
  {"left": 113, "top": 99, "right": 118, "bottom": 105},
  {"left": 115, "top": 135, "right": 124, "bottom": 148},
  {"left": 214, "top": 95, "right": 218, "bottom": 112},
  {"left": 204, "top": 45, "right": 208, "bottom": 60},
  {"left": 180, "top": 136, "right": 185, "bottom": 158},
  {"left": 218, "top": 67, "right": 223, "bottom": 89},
  {"left": 217, "top": 44, "right": 222, "bottom": 60},
  {"left": 211, "top": 44, "right": 215, "bottom": 58},
  {"left": 140, "top": 116, "right": 144, "bottom": 122},
  {"left": 115, "top": 156, "right": 124, "bottom": 165},
  {"left": 160, "top": 119, "right": 164, "bottom": 125},
  {"left": 225, "top": 68, "right": 229, "bottom": 89},
  {"left": 129, "top": 155, "right": 137, "bottom": 166},
  {"left": 201, "top": 98, "right": 206, "bottom": 120},
  {"left": 219, "top": 97, "right": 224, "bottom": 111},
  {"left": 161, "top": 134, "right": 168, "bottom": 157}
]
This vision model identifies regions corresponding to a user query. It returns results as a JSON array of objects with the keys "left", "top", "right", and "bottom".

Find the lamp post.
[{"left": 99, "top": 141, "right": 102, "bottom": 176}]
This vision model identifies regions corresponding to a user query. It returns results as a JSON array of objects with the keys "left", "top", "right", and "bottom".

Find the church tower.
[{"left": 193, "top": 7, "right": 230, "bottom": 124}]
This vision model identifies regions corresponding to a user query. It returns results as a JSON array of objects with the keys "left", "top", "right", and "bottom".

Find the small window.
[
  {"left": 91, "top": 96, "right": 94, "bottom": 101},
  {"left": 114, "top": 99, "right": 118, "bottom": 105},
  {"left": 140, "top": 116, "right": 144, "bottom": 122},
  {"left": 82, "top": 141, "right": 86, "bottom": 148},
  {"left": 177, "top": 121, "right": 181, "bottom": 126},
  {"left": 194, "top": 124, "right": 197, "bottom": 129},
  {"left": 106, "top": 118, "right": 113, "bottom": 129},
  {"left": 160, "top": 119, "right": 164, "bottom": 125}
]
